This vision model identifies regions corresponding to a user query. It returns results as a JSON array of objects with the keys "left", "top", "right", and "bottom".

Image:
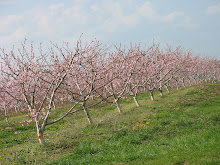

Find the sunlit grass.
[{"left": 0, "top": 83, "right": 219, "bottom": 164}]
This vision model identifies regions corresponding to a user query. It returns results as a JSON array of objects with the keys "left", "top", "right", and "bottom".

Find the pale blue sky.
[{"left": 0, "top": 0, "right": 220, "bottom": 58}]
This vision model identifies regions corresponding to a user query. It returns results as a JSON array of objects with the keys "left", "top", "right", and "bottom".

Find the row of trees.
[{"left": 0, "top": 39, "right": 219, "bottom": 144}]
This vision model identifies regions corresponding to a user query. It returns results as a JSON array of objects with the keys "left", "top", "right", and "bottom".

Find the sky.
[{"left": 0, "top": 0, "right": 220, "bottom": 59}]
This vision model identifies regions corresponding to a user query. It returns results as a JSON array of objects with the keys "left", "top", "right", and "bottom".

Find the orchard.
[{"left": 0, "top": 39, "right": 219, "bottom": 145}]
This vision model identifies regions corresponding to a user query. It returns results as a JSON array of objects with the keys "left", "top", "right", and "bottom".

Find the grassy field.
[{"left": 0, "top": 83, "right": 219, "bottom": 165}]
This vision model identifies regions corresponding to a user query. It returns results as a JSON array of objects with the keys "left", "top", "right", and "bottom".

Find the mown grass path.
[{"left": 0, "top": 84, "right": 219, "bottom": 165}]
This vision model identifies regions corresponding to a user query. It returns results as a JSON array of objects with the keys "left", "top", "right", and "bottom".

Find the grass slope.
[{"left": 0, "top": 84, "right": 219, "bottom": 165}]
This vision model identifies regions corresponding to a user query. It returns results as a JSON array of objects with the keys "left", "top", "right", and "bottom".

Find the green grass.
[{"left": 0, "top": 83, "right": 219, "bottom": 165}]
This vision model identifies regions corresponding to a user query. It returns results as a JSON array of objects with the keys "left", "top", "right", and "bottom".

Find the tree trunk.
[
  {"left": 133, "top": 96, "right": 140, "bottom": 107},
  {"left": 193, "top": 78, "right": 197, "bottom": 85},
  {"left": 15, "top": 106, "right": 18, "bottom": 113},
  {"left": 143, "top": 85, "right": 147, "bottom": 92},
  {"left": 150, "top": 90, "right": 154, "bottom": 101},
  {"left": 175, "top": 80, "right": 179, "bottom": 90},
  {"left": 52, "top": 101, "right": 56, "bottom": 109},
  {"left": 159, "top": 87, "right": 163, "bottom": 97},
  {"left": 188, "top": 78, "right": 192, "bottom": 86},
  {"left": 130, "top": 90, "right": 140, "bottom": 107},
  {"left": 5, "top": 110, "right": 9, "bottom": 123},
  {"left": 83, "top": 102, "right": 93, "bottom": 124},
  {"left": 114, "top": 99, "right": 122, "bottom": 113},
  {"left": 91, "top": 95, "right": 95, "bottom": 100},
  {"left": 36, "top": 121, "right": 46, "bottom": 144},
  {"left": 165, "top": 85, "right": 170, "bottom": 93},
  {"left": 37, "top": 130, "right": 45, "bottom": 144},
  {"left": 5, "top": 116, "right": 9, "bottom": 123},
  {"left": 182, "top": 78, "right": 186, "bottom": 88}
]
